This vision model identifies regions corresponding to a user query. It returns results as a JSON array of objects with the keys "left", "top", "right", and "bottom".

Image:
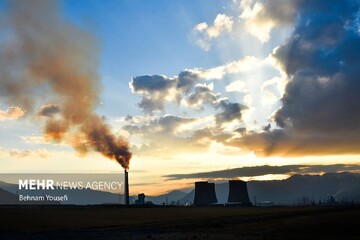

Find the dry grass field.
[{"left": 0, "top": 205, "right": 359, "bottom": 239}]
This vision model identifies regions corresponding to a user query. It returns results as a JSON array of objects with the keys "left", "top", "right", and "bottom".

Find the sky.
[{"left": 0, "top": 0, "right": 359, "bottom": 195}]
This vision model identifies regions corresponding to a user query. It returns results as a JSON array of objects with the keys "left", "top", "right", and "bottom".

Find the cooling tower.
[
  {"left": 194, "top": 181, "right": 217, "bottom": 206},
  {"left": 228, "top": 180, "right": 251, "bottom": 205},
  {"left": 124, "top": 169, "right": 129, "bottom": 205}
]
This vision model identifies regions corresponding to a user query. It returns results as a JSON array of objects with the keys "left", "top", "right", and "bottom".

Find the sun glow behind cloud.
[
  {"left": 0, "top": 0, "right": 359, "bottom": 195},
  {"left": 124, "top": 0, "right": 360, "bottom": 190}
]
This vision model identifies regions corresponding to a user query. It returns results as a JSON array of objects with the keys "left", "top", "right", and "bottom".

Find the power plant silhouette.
[
  {"left": 194, "top": 180, "right": 252, "bottom": 206},
  {"left": 124, "top": 171, "right": 251, "bottom": 206},
  {"left": 228, "top": 180, "right": 251, "bottom": 205},
  {"left": 124, "top": 169, "right": 129, "bottom": 205},
  {"left": 194, "top": 182, "right": 217, "bottom": 206}
]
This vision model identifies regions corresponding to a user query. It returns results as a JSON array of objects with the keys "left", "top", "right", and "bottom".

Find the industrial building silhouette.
[
  {"left": 124, "top": 169, "right": 129, "bottom": 205},
  {"left": 194, "top": 181, "right": 217, "bottom": 206},
  {"left": 228, "top": 180, "right": 251, "bottom": 205},
  {"left": 135, "top": 193, "right": 145, "bottom": 205},
  {"left": 194, "top": 180, "right": 251, "bottom": 206}
]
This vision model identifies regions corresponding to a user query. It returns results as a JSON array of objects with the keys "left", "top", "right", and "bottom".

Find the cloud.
[
  {"left": 8, "top": 148, "right": 50, "bottom": 159},
  {"left": 164, "top": 164, "right": 360, "bottom": 180},
  {"left": 240, "top": 0, "right": 297, "bottom": 42},
  {"left": 219, "top": 56, "right": 284, "bottom": 131},
  {"left": 129, "top": 75, "right": 177, "bottom": 113},
  {"left": 21, "top": 135, "right": 48, "bottom": 145},
  {"left": 130, "top": 75, "right": 175, "bottom": 93},
  {"left": 191, "top": 0, "right": 296, "bottom": 45},
  {"left": 129, "top": 1, "right": 360, "bottom": 158},
  {"left": 128, "top": 69, "right": 248, "bottom": 155},
  {"left": 130, "top": 68, "right": 248, "bottom": 119},
  {"left": 193, "top": 13, "right": 234, "bottom": 50},
  {"left": 130, "top": 56, "right": 272, "bottom": 114},
  {"left": 124, "top": 115, "right": 213, "bottom": 155},
  {"left": 129, "top": 55, "right": 281, "bottom": 156},
  {"left": 130, "top": 56, "right": 271, "bottom": 114},
  {"left": 224, "top": 0, "right": 360, "bottom": 157},
  {"left": 200, "top": 56, "right": 266, "bottom": 80},
  {"left": 261, "top": 76, "right": 285, "bottom": 99},
  {"left": 272, "top": 0, "right": 360, "bottom": 153},
  {"left": 37, "top": 104, "right": 60, "bottom": 118},
  {"left": 0, "top": 106, "right": 25, "bottom": 121},
  {"left": 261, "top": 91, "right": 278, "bottom": 107},
  {"left": 125, "top": 115, "right": 197, "bottom": 135},
  {"left": 130, "top": 71, "right": 199, "bottom": 113},
  {"left": 215, "top": 101, "right": 247, "bottom": 127},
  {"left": 229, "top": 129, "right": 360, "bottom": 157},
  {"left": 123, "top": 113, "right": 240, "bottom": 156},
  {"left": 240, "top": 0, "right": 360, "bottom": 43},
  {"left": 226, "top": 80, "right": 247, "bottom": 92},
  {"left": 184, "top": 83, "right": 221, "bottom": 109}
]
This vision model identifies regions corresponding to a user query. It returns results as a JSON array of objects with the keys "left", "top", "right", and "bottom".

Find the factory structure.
[
  {"left": 194, "top": 180, "right": 252, "bottom": 206},
  {"left": 193, "top": 182, "right": 217, "bottom": 206},
  {"left": 228, "top": 180, "right": 251, "bottom": 205},
  {"left": 124, "top": 169, "right": 130, "bottom": 205},
  {"left": 124, "top": 171, "right": 251, "bottom": 206}
]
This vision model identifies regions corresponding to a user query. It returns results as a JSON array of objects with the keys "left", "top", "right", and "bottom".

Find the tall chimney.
[{"left": 124, "top": 169, "right": 129, "bottom": 205}]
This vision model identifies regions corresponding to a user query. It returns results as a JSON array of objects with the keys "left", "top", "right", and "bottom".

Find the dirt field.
[{"left": 0, "top": 205, "right": 359, "bottom": 239}]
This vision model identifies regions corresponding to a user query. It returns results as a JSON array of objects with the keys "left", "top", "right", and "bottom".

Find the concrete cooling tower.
[
  {"left": 227, "top": 180, "right": 251, "bottom": 205},
  {"left": 194, "top": 181, "right": 217, "bottom": 206}
]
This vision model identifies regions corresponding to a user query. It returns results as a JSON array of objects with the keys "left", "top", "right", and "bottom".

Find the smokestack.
[
  {"left": 194, "top": 181, "right": 217, "bottom": 206},
  {"left": 228, "top": 180, "right": 251, "bottom": 205},
  {"left": 124, "top": 169, "right": 129, "bottom": 205},
  {"left": 0, "top": 1, "right": 132, "bottom": 169}
]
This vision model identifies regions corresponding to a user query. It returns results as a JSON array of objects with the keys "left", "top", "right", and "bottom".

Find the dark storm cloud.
[
  {"left": 272, "top": 0, "right": 360, "bottom": 132},
  {"left": 273, "top": 0, "right": 360, "bottom": 145},
  {"left": 231, "top": 0, "right": 360, "bottom": 156},
  {"left": 164, "top": 164, "right": 360, "bottom": 180}
]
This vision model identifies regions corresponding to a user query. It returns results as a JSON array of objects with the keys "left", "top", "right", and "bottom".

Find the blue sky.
[{"left": 60, "top": 0, "right": 233, "bottom": 117}]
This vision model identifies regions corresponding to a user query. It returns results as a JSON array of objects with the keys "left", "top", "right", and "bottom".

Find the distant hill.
[
  {"left": 0, "top": 187, "right": 18, "bottom": 204},
  {"left": 180, "top": 172, "right": 360, "bottom": 205}
]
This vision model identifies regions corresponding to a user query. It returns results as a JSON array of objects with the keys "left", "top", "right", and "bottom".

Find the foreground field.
[{"left": 0, "top": 205, "right": 359, "bottom": 239}]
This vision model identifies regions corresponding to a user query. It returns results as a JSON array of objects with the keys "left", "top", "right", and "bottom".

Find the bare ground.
[{"left": 0, "top": 205, "right": 359, "bottom": 239}]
